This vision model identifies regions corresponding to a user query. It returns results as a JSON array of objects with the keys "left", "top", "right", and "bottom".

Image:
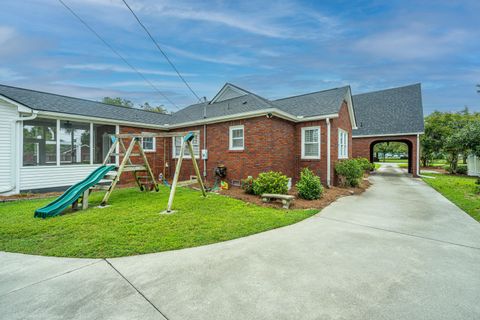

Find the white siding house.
[
  {"left": 467, "top": 155, "right": 480, "bottom": 177},
  {"left": 0, "top": 99, "right": 20, "bottom": 194},
  {"left": 0, "top": 85, "right": 171, "bottom": 195}
]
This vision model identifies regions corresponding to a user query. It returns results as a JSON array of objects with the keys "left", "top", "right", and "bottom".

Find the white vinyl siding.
[
  {"left": 301, "top": 126, "right": 320, "bottom": 159},
  {"left": 172, "top": 132, "right": 199, "bottom": 158},
  {"left": 229, "top": 125, "right": 244, "bottom": 150},
  {"left": 0, "top": 103, "right": 18, "bottom": 192},
  {"left": 338, "top": 129, "right": 348, "bottom": 159},
  {"left": 19, "top": 165, "right": 101, "bottom": 192}
]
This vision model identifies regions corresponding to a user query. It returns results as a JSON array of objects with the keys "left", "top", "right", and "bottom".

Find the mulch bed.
[{"left": 217, "top": 178, "right": 371, "bottom": 210}]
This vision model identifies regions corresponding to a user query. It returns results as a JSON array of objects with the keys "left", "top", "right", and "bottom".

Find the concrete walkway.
[{"left": 1, "top": 164, "right": 479, "bottom": 320}]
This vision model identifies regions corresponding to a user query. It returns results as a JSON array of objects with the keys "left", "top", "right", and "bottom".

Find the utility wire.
[
  {"left": 121, "top": 0, "right": 203, "bottom": 103},
  {"left": 57, "top": 0, "right": 179, "bottom": 109}
]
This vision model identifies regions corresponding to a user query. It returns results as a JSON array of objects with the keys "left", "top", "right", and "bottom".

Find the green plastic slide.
[{"left": 34, "top": 165, "right": 116, "bottom": 218}]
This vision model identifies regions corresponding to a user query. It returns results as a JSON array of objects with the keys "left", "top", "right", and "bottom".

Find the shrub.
[
  {"left": 444, "top": 164, "right": 468, "bottom": 174},
  {"left": 241, "top": 177, "right": 255, "bottom": 194},
  {"left": 475, "top": 178, "right": 480, "bottom": 195},
  {"left": 335, "top": 159, "right": 363, "bottom": 187},
  {"left": 252, "top": 171, "right": 289, "bottom": 195},
  {"left": 354, "top": 157, "right": 375, "bottom": 172},
  {"left": 296, "top": 168, "right": 323, "bottom": 200}
]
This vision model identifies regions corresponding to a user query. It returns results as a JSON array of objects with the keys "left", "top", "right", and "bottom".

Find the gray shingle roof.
[
  {"left": 272, "top": 86, "right": 350, "bottom": 117},
  {"left": 352, "top": 83, "right": 424, "bottom": 136},
  {"left": 0, "top": 84, "right": 171, "bottom": 126},
  {"left": 169, "top": 85, "right": 350, "bottom": 124},
  {"left": 169, "top": 93, "right": 274, "bottom": 124}
]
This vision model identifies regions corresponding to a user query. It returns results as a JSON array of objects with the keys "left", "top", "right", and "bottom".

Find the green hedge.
[
  {"left": 335, "top": 159, "right": 363, "bottom": 187},
  {"left": 296, "top": 168, "right": 323, "bottom": 200},
  {"left": 252, "top": 171, "right": 289, "bottom": 195}
]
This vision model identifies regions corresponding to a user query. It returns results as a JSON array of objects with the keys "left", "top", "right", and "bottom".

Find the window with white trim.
[
  {"left": 141, "top": 136, "right": 155, "bottom": 152},
  {"left": 301, "top": 126, "right": 320, "bottom": 159},
  {"left": 338, "top": 129, "right": 348, "bottom": 159},
  {"left": 229, "top": 125, "right": 244, "bottom": 150},
  {"left": 172, "top": 133, "right": 199, "bottom": 158}
]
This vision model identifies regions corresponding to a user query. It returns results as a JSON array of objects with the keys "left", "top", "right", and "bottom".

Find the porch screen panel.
[
  {"left": 60, "top": 120, "right": 90, "bottom": 164},
  {"left": 23, "top": 118, "right": 57, "bottom": 166},
  {"left": 93, "top": 124, "right": 116, "bottom": 164}
]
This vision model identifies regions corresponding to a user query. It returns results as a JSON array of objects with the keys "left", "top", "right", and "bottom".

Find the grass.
[
  {"left": 422, "top": 173, "right": 480, "bottom": 222},
  {"left": 0, "top": 186, "right": 317, "bottom": 258},
  {"left": 378, "top": 159, "right": 408, "bottom": 163}
]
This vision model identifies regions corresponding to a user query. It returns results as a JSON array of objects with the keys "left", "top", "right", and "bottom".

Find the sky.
[{"left": 0, "top": 0, "right": 479, "bottom": 114}]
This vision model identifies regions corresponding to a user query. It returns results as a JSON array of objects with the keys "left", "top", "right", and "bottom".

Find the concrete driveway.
[{"left": 1, "top": 164, "right": 479, "bottom": 320}]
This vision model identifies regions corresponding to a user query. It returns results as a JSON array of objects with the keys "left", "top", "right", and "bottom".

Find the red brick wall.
[
  {"left": 331, "top": 102, "right": 353, "bottom": 184},
  {"left": 116, "top": 101, "right": 360, "bottom": 186},
  {"left": 295, "top": 120, "right": 329, "bottom": 184},
  {"left": 352, "top": 135, "right": 419, "bottom": 176},
  {"left": 118, "top": 126, "right": 167, "bottom": 184},
  {"left": 169, "top": 116, "right": 296, "bottom": 184}
]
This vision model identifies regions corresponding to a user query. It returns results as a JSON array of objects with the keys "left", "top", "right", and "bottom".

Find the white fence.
[{"left": 467, "top": 155, "right": 480, "bottom": 177}]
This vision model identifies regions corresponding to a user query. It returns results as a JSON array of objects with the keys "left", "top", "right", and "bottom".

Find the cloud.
[
  {"left": 163, "top": 45, "right": 254, "bottom": 66},
  {"left": 0, "top": 67, "right": 25, "bottom": 81},
  {"left": 354, "top": 24, "right": 469, "bottom": 60},
  {"left": 63, "top": 63, "right": 196, "bottom": 77}
]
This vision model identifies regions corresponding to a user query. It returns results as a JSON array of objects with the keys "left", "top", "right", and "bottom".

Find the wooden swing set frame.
[{"left": 99, "top": 131, "right": 206, "bottom": 213}]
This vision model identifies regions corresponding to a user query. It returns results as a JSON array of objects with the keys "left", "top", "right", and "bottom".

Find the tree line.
[
  {"left": 421, "top": 108, "right": 480, "bottom": 173},
  {"left": 101, "top": 97, "right": 169, "bottom": 114}
]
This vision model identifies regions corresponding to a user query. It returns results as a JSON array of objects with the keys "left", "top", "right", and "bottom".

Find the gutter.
[
  {"left": 0, "top": 110, "right": 38, "bottom": 194},
  {"left": 326, "top": 118, "right": 331, "bottom": 187}
]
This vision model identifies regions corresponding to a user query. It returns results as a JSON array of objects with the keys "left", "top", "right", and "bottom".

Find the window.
[
  {"left": 229, "top": 125, "right": 244, "bottom": 150},
  {"left": 172, "top": 132, "right": 199, "bottom": 158},
  {"left": 338, "top": 129, "right": 348, "bottom": 159},
  {"left": 23, "top": 118, "right": 57, "bottom": 166},
  {"left": 59, "top": 120, "right": 90, "bottom": 165},
  {"left": 141, "top": 136, "right": 156, "bottom": 152},
  {"left": 93, "top": 124, "right": 115, "bottom": 164},
  {"left": 301, "top": 126, "right": 320, "bottom": 159}
]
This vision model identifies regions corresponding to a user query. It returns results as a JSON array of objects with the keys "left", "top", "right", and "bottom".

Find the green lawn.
[
  {"left": 378, "top": 159, "right": 408, "bottom": 163},
  {"left": 422, "top": 173, "right": 480, "bottom": 222},
  {"left": 0, "top": 187, "right": 317, "bottom": 258}
]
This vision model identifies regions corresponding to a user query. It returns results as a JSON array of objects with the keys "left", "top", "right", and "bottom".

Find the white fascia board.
[
  {"left": 166, "top": 109, "right": 339, "bottom": 129},
  {"left": 36, "top": 111, "right": 169, "bottom": 130},
  {"left": 0, "top": 95, "right": 33, "bottom": 113},
  {"left": 344, "top": 87, "right": 358, "bottom": 129},
  {"left": 352, "top": 132, "right": 424, "bottom": 138}
]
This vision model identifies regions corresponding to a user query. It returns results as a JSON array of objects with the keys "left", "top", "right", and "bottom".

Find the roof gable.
[
  {"left": 210, "top": 83, "right": 248, "bottom": 103},
  {"left": 352, "top": 83, "right": 424, "bottom": 137}
]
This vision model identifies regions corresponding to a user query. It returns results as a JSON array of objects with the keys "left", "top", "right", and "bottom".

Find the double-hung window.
[
  {"left": 229, "top": 125, "right": 244, "bottom": 150},
  {"left": 141, "top": 136, "right": 155, "bottom": 152},
  {"left": 172, "top": 132, "right": 199, "bottom": 158},
  {"left": 301, "top": 126, "right": 320, "bottom": 159},
  {"left": 338, "top": 129, "right": 348, "bottom": 159}
]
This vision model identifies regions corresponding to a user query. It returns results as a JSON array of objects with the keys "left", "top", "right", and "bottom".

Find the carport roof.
[{"left": 352, "top": 84, "right": 424, "bottom": 137}]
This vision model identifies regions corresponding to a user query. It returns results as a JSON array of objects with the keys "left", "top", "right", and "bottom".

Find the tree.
[
  {"left": 374, "top": 142, "right": 407, "bottom": 162},
  {"left": 102, "top": 97, "right": 134, "bottom": 108},
  {"left": 139, "top": 102, "right": 168, "bottom": 114}
]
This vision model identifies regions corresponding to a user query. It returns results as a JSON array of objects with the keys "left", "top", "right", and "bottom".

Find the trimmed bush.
[
  {"left": 252, "top": 171, "right": 289, "bottom": 195},
  {"left": 354, "top": 157, "right": 375, "bottom": 172},
  {"left": 335, "top": 159, "right": 363, "bottom": 187},
  {"left": 444, "top": 164, "right": 468, "bottom": 174},
  {"left": 296, "top": 168, "right": 323, "bottom": 200},
  {"left": 241, "top": 177, "right": 255, "bottom": 194}
]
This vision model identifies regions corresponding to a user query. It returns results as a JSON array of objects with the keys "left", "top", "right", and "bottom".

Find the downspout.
[
  {"left": 326, "top": 118, "right": 331, "bottom": 188},
  {"left": 203, "top": 98, "right": 207, "bottom": 178},
  {"left": 416, "top": 133, "right": 420, "bottom": 176},
  {"left": 0, "top": 110, "right": 38, "bottom": 194}
]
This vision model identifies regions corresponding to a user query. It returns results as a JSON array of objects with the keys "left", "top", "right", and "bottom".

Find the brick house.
[{"left": 0, "top": 82, "right": 424, "bottom": 194}]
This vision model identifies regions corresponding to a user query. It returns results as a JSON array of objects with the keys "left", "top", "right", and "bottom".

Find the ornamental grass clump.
[
  {"left": 335, "top": 159, "right": 363, "bottom": 187},
  {"left": 252, "top": 171, "right": 289, "bottom": 195},
  {"left": 296, "top": 168, "right": 323, "bottom": 200}
]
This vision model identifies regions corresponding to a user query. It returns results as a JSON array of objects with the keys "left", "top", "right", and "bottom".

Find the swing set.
[{"left": 99, "top": 131, "right": 206, "bottom": 213}]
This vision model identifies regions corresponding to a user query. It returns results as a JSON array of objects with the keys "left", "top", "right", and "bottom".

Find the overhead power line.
[
  {"left": 121, "top": 0, "right": 203, "bottom": 103},
  {"left": 57, "top": 0, "right": 179, "bottom": 109}
]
